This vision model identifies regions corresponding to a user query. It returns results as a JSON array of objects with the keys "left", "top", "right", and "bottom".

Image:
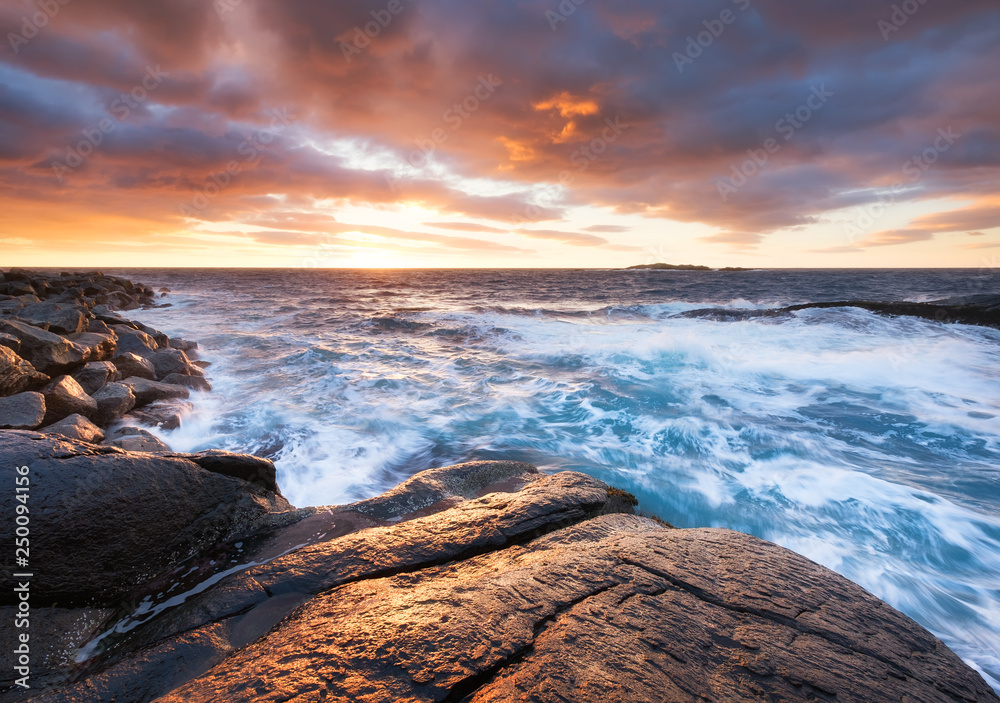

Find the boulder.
[
  {"left": 120, "top": 376, "right": 191, "bottom": 407},
  {"left": 112, "top": 326, "right": 159, "bottom": 354},
  {"left": 0, "top": 298, "right": 23, "bottom": 314},
  {"left": 142, "top": 347, "right": 203, "bottom": 380},
  {"left": 168, "top": 337, "right": 198, "bottom": 352},
  {"left": 0, "top": 345, "right": 49, "bottom": 396},
  {"left": 72, "top": 361, "right": 121, "bottom": 395},
  {"left": 41, "top": 375, "right": 98, "bottom": 424},
  {"left": 90, "top": 382, "right": 137, "bottom": 426},
  {"left": 18, "top": 301, "right": 88, "bottom": 335},
  {"left": 66, "top": 331, "right": 117, "bottom": 362},
  {"left": 0, "top": 331, "right": 21, "bottom": 353},
  {"left": 103, "top": 427, "right": 172, "bottom": 452},
  {"left": 0, "top": 319, "right": 86, "bottom": 375},
  {"left": 181, "top": 450, "right": 278, "bottom": 492},
  {"left": 112, "top": 351, "right": 156, "bottom": 381},
  {"left": 0, "top": 391, "right": 46, "bottom": 430},
  {"left": 127, "top": 400, "right": 192, "bottom": 430},
  {"left": 0, "top": 431, "right": 297, "bottom": 607},
  {"left": 43, "top": 413, "right": 105, "bottom": 443},
  {"left": 161, "top": 372, "right": 212, "bottom": 392}
]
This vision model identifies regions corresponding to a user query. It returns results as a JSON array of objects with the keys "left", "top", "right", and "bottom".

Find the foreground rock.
[
  {"left": 1, "top": 445, "right": 994, "bottom": 703},
  {"left": 0, "top": 432, "right": 299, "bottom": 609}
]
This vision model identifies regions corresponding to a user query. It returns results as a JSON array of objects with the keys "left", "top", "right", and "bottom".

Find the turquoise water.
[{"left": 120, "top": 268, "right": 1000, "bottom": 688}]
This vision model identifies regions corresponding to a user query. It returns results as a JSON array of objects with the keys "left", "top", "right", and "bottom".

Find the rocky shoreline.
[
  {"left": 0, "top": 269, "right": 208, "bottom": 450},
  {"left": 1, "top": 270, "right": 998, "bottom": 702}
]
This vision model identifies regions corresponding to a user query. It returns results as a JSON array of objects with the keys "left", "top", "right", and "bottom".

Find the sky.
[{"left": 0, "top": 0, "right": 998, "bottom": 269}]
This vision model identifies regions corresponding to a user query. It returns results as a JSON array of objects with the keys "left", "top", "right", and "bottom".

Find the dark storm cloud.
[{"left": 0, "top": 0, "right": 997, "bottom": 250}]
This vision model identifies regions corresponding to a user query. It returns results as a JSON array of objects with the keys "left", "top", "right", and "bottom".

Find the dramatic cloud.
[{"left": 1, "top": 0, "right": 998, "bottom": 265}]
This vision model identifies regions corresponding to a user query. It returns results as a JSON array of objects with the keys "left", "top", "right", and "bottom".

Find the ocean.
[{"left": 115, "top": 267, "right": 1000, "bottom": 688}]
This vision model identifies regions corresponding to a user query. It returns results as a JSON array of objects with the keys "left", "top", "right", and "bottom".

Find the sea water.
[{"left": 116, "top": 268, "right": 1000, "bottom": 689}]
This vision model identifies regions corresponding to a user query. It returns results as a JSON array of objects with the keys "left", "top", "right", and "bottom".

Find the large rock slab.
[
  {"left": 158, "top": 515, "right": 1000, "bottom": 703},
  {"left": 41, "top": 375, "right": 98, "bottom": 424},
  {"left": 0, "top": 432, "right": 297, "bottom": 608},
  {"left": 0, "top": 319, "right": 85, "bottom": 375},
  {"left": 0, "top": 345, "right": 48, "bottom": 396},
  {"left": 0, "top": 391, "right": 45, "bottom": 430}
]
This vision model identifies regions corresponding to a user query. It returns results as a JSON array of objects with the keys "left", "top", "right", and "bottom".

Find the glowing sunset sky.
[{"left": 1, "top": 0, "right": 998, "bottom": 268}]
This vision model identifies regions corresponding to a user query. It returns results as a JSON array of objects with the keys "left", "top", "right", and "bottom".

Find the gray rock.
[
  {"left": 113, "top": 326, "right": 158, "bottom": 354},
  {"left": 112, "top": 352, "right": 156, "bottom": 381},
  {"left": 18, "top": 301, "right": 88, "bottom": 335},
  {"left": 0, "top": 431, "right": 296, "bottom": 607},
  {"left": 66, "top": 331, "right": 117, "bottom": 362},
  {"left": 43, "top": 413, "right": 105, "bottom": 443},
  {"left": 127, "top": 400, "right": 191, "bottom": 430},
  {"left": 0, "top": 319, "right": 86, "bottom": 375},
  {"left": 161, "top": 373, "right": 212, "bottom": 392},
  {"left": 0, "top": 331, "right": 20, "bottom": 353},
  {"left": 180, "top": 450, "right": 278, "bottom": 492},
  {"left": 0, "top": 345, "right": 48, "bottom": 396},
  {"left": 169, "top": 337, "right": 198, "bottom": 351},
  {"left": 120, "top": 376, "right": 191, "bottom": 407},
  {"left": 0, "top": 391, "right": 46, "bottom": 430},
  {"left": 141, "top": 347, "right": 203, "bottom": 380},
  {"left": 71, "top": 361, "right": 121, "bottom": 395},
  {"left": 91, "top": 382, "right": 137, "bottom": 426},
  {"left": 104, "top": 427, "right": 172, "bottom": 452},
  {"left": 41, "top": 375, "right": 98, "bottom": 424}
]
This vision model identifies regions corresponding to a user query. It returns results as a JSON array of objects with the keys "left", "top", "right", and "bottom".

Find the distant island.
[{"left": 625, "top": 263, "right": 754, "bottom": 272}]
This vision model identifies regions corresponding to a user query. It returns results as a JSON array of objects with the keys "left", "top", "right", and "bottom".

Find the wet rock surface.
[
  {"left": 679, "top": 295, "right": 1000, "bottom": 329},
  {"left": 1, "top": 455, "right": 995, "bottom": 703},
  {"left": 0, "top": 432, "right": 296, "bottom": 610}
]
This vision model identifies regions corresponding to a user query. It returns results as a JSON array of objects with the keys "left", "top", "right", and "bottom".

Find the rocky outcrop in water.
[
  {"left": 679, "top": 294, "right": 1000, "bottom": 329},
  {"left": 0, "top": 433, "right": 995, "bottom": 703},
  {"left": 0, "top": 270, "right": 210, "bottom": 448}
]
